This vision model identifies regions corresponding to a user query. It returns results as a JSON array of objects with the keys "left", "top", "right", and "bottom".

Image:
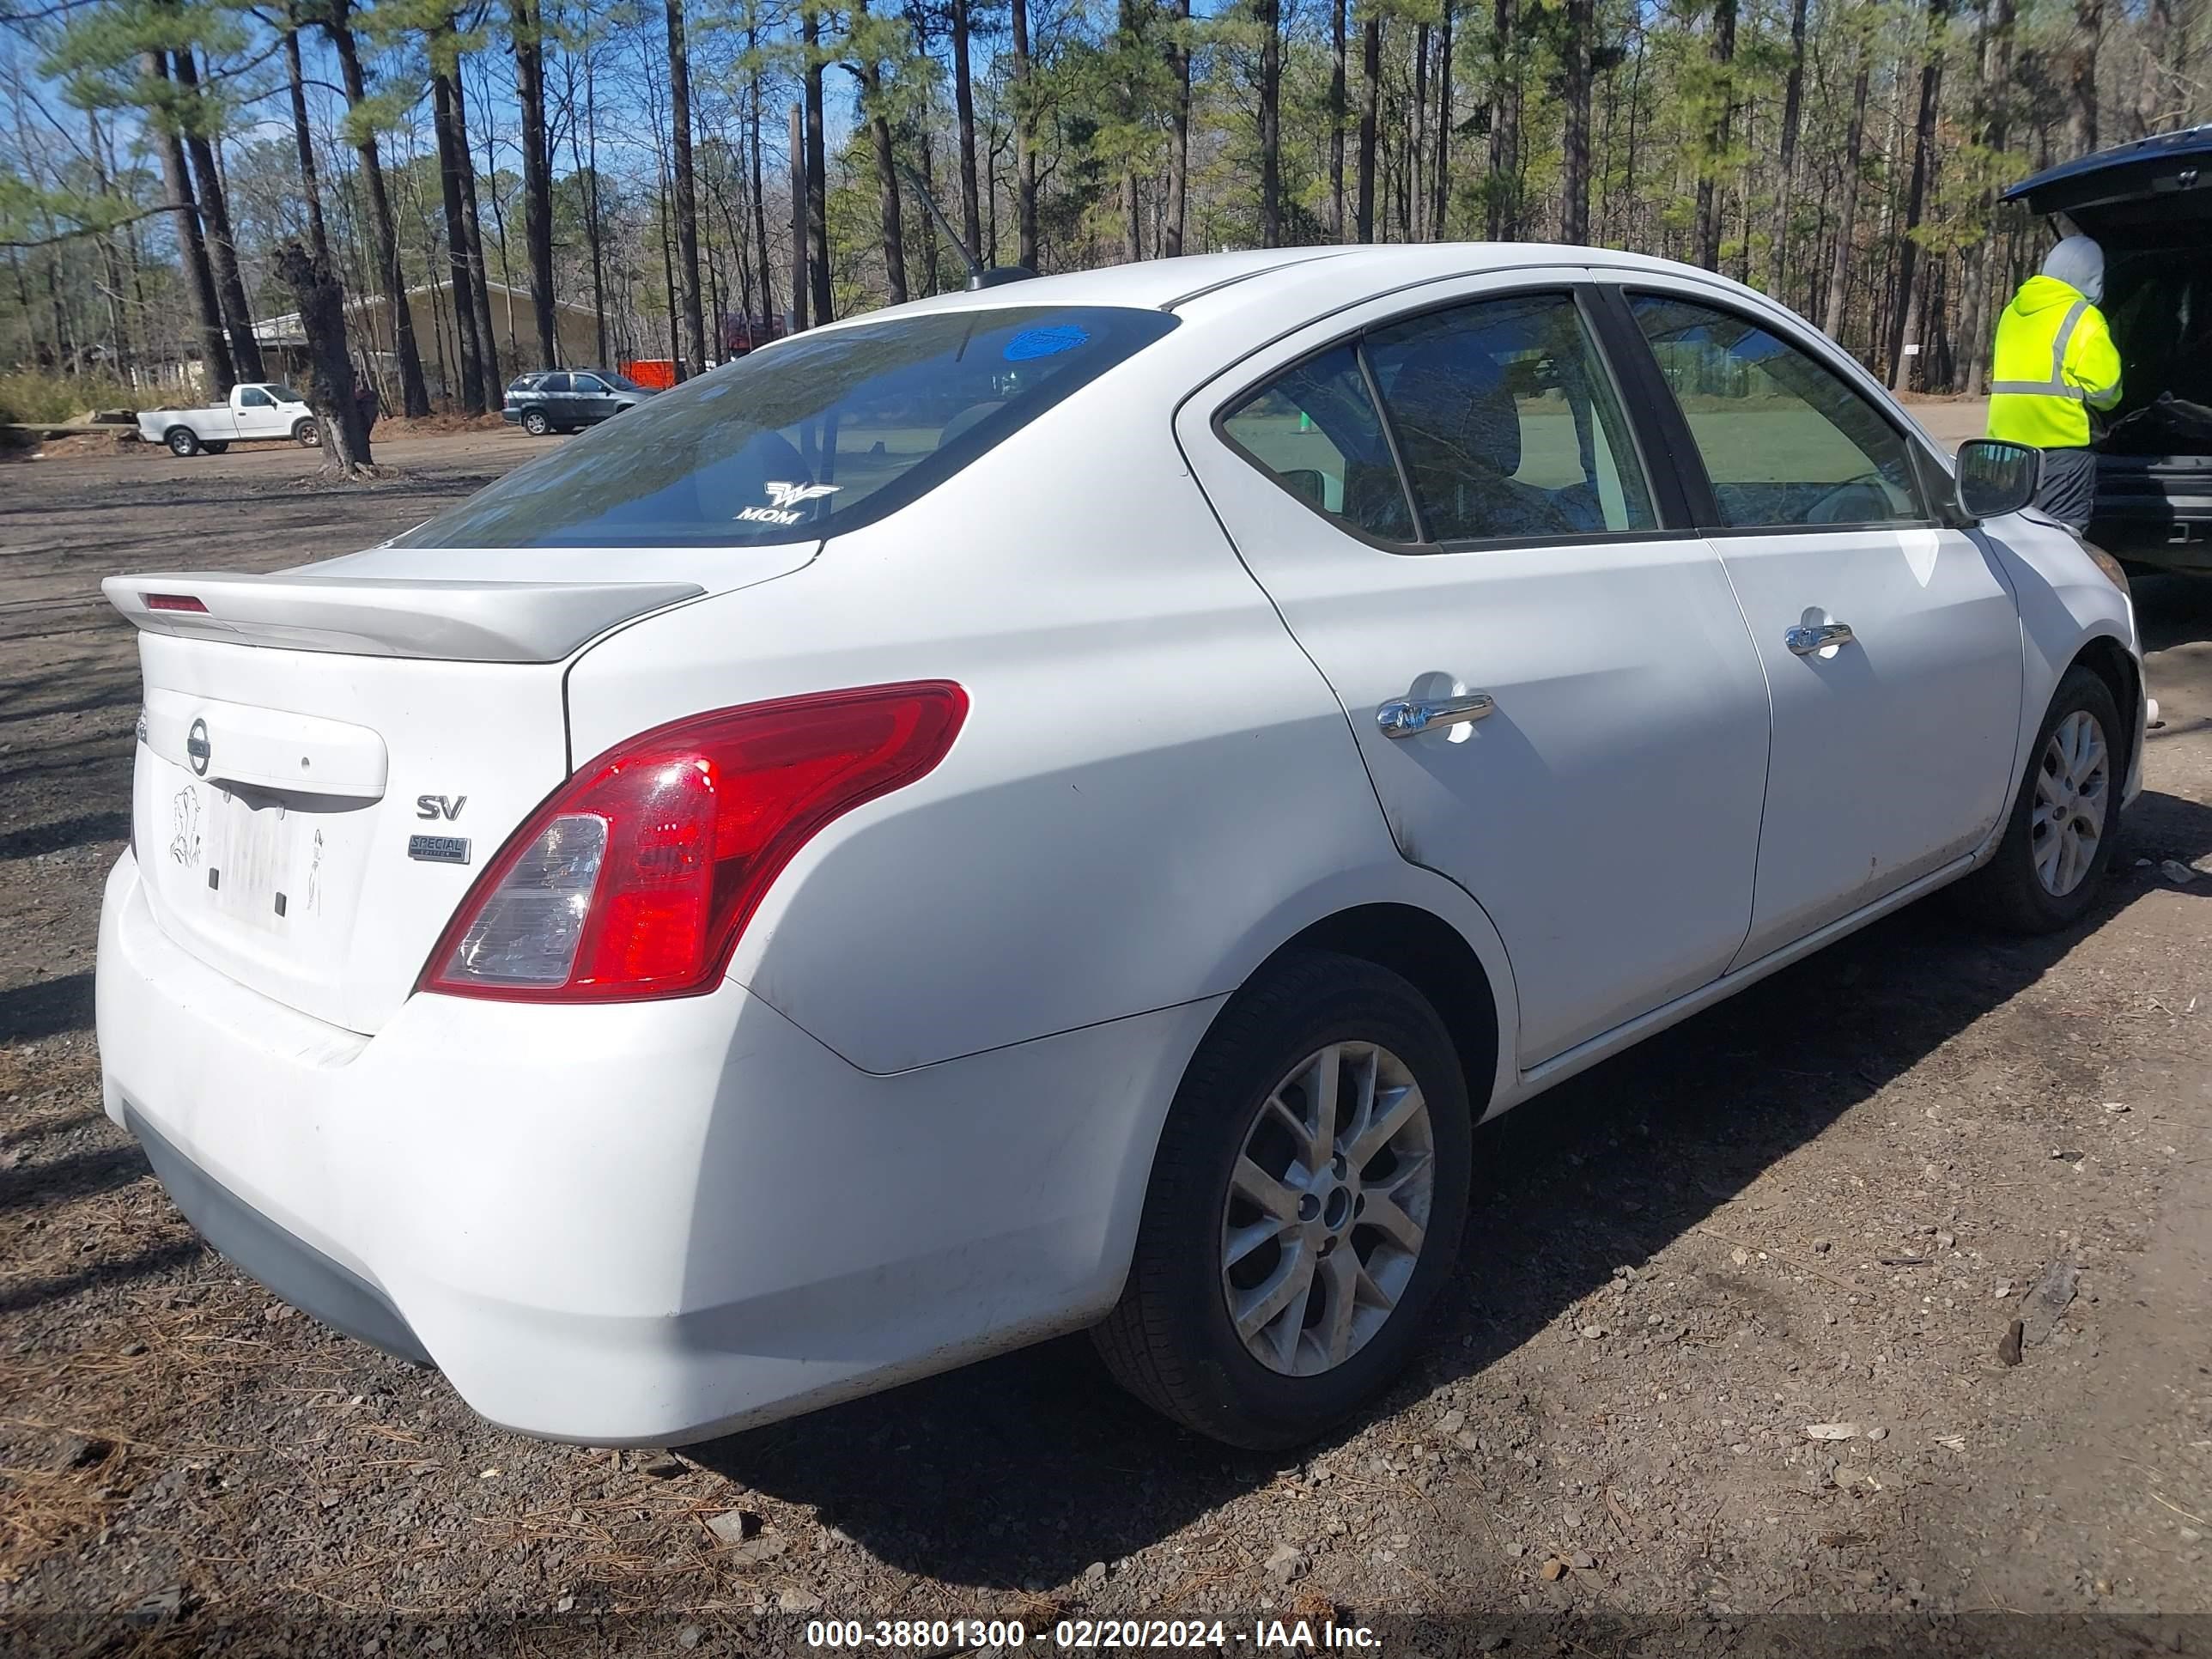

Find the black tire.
[
  {"left": 293, "top": 418, "right": 320, "bottom": 447},
  {"left": 522, "top": 409, "right": 552, "bottom": 437},
  {"left": 1092, "top": 949, "right": 1473, "bottom": 1449},
  {"left": 164, "top": 426, "right": 200, "bottom": 458},
  {"left": 1953, "top": 665, "right": 2125, "bottom": 933},
  {"left": 202, "top": 441, "right": 228, "bottom": 454}
]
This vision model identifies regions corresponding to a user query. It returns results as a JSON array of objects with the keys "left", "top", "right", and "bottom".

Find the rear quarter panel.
[{"left": 563, "top": 344, "right": 1523, "bottom": 1085}]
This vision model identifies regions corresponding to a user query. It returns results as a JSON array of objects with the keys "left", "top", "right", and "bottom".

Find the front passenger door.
[{"left": 1619, "top": 287, "right": 2024, "bottom": 963}]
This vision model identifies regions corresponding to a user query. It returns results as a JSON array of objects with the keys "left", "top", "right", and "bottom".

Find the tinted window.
[
  {"left": 572, "top": 375, "right": 608, "bottom": 394},
  {"left": 538, "top": 374, "right": 572, "bottom": 394},
  {"left": 1221, "top": 344, "right": 1416, "bottom": 542},
  {"left": 509, "top": 374, "right": 545, "bottom": 392},
  {"left": 1630, "top": 295, "right": 1927, "bottom": 528},
  {"left": 1365, "top": 293, "right": 1656, "bottom": 541},
  {"left": 395, "top": 306, "right": 1178, "bottom": 550}
]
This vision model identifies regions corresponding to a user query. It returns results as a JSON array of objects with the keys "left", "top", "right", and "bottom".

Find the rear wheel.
[
  {"left": 1093, "top": 949, "right": 1472, "bottom": 1449},
  {"left": 293, "top": 417, "right": 320, "bottom": 447},
  {"left": 1953, "top": 665, "right": 2124, "bottom": 933},
  {"left": 522, "top": 409, "right": 552, "bottom": 437},
  {"left": 164, "top": 427, "right": 200, "bottom": 458}
]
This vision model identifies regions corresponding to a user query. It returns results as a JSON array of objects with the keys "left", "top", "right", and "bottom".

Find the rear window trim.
[{"left": 394, "top": 306, "right": 1179, "bottom": 553}]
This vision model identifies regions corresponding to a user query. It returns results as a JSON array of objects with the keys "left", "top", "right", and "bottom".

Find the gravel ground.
[{"left": 3, "top": 428, "right": 2211, "bottom": 1656}]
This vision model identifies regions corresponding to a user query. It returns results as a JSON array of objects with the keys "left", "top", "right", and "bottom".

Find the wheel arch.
[
  {"left": 1259, "top": 903, "right": 1502, "bottom": 1124},
  {"left": 2063, "top": 627, "right": 2142, "bottom": 799}
]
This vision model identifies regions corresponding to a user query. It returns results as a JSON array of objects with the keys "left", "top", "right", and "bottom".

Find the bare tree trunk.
[
  {"left": 512, "top": 0, "right": 557, "bottom": 367},
  {"left": 1413, "top": 22, "right": 1430, "bottom": 238},
  {"left": 1560, "top": 0, "right": 1593, "bottom": 243},
  {"left": 1165, "top": 0, "right": 1192, "bottom": 255},
  {"left": 1693, "top": 0, "right": 1736, "bottom": 270},
  {"left": 1887, "top": 0, "right": 1947, "bottom": 391},
  {"left": 327, "top": 0, "right": 429, "bottom": 415},
  {"left": 1486, "top": 0, "right": 1520, "bottom": 238},
  {"left": 2135, "top": 0, "right": 2172, "bottom": 136},
  {"left": 431, "top": 70, "right": 485, "bottom": 412},
  {"left": 803, "top": 6, "right": 832, "bottom": 321},
  {"left": 788, "top": 102, "right": 810, "bottom": 330},
  {"left": 280, "top": 5, "right": 329, "bottom": 264},
  {"left": 273, "top": 240, "right": 374, "bottom": 475},
  {"left": 1012, "top": 0, "right": 1039, "bottom": 268},
  {"left": 173, "top": 50, "right": 264, "bottom": 380},
  {"left": 1961, "top": 0, "right": 2015, "bottom": 394},
  {"left": 448, "top": 67, "right": 501, "bottom": 400},
  {"left": 1329, "top": 0, "right": 1348, "bottom": 239},
  {"left": 1358, "top": 9, "right": 1381, "bottom": 241},
  {"left": 851, "top": 0, "right": 909, "bottom": 301},
  {"left": 1260, "top": 0, "right": 1283, "bottom": 246},
  {"left": 747, "top": 38, "right": 776, "bottom": 323},
  {"left": 1821, "top": 47, "right": 1872, "bottom": 342},
  {"left": 1432, "top": 2, "right": 1452, "bottom": 235},
  {"left": 584, "top": 33, "right": 611, "bottom": 363},
  {"left": 141, "top": 52, "right": 234, "bottom": 394},
  {"left": 663, "top": 0, "right": 707, "bottom": 377},
  {"left": 2068, "top": 0, "right": 2103, "bottom": 154},
  {"left": 84, "top": 107, "right": 134, "bottom": 373},
  {"left": 951, "top": 0, "right": 983, "bottom": 259},
  {"left": 1767, "top": 0, "right": 1808, "bottom": 294}
]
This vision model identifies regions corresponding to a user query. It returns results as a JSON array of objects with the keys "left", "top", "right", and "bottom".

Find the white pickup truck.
[{"left": 137, "top": 383, "right": 322, "bottom": 458}]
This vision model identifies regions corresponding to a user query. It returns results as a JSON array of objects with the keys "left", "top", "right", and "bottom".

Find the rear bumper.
[
  {"left": 97, "top": 852, "right": 1214, "bottom": 1444},
  {"left": 499, "top": 408, "right": 524, "bottom": 425},
  {"left": 125, "top": 1107, "right": 432, "bottom": 1365},
  {"left": 2090, "top": 456, "right": 2212, "bottom": 568}
]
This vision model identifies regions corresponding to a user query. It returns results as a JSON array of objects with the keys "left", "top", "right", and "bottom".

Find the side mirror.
[{"left": 1955, "top": 438, "right": 2041, "bottom": 520}]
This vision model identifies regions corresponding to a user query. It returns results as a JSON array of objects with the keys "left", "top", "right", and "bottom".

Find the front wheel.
[
  {"left": 1954, "top": 665, "right": 2124, "bottom": 932},
  {"left": 1092, "top": 949, "right": 1472, "bottom": 1449},
  {"left": 293, "top": 418, "right": 320, "bottom": 447},
  {"left": 164, "top": 427, "right": 200, "bottom": 458}
]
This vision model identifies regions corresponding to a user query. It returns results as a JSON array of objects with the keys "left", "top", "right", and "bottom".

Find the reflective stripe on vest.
[{"left": 1990, "top": 300, "right": 2088, "bottom": 400}]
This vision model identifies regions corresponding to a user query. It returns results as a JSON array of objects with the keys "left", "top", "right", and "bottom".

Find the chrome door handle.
[
  {"left": 1784, "top": 622, "right": 1855, "bottom": 656},
  {"left": 1376, "top": 692, "right": 1496, "bottom": 738}
]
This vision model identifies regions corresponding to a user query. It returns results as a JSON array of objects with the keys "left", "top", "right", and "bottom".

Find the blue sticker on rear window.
[{"left": 1004, "top": 325, "right": 1089, "bottom": 362}]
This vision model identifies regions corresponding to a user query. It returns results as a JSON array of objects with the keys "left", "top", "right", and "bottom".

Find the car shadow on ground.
[{"left": 688, "top": 785, "right": 2212, "bottom": 1592}]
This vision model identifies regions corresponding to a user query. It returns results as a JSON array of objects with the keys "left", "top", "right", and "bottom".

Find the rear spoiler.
[{"left": 101, "top": 572, "right": 705, "bottom": 664}]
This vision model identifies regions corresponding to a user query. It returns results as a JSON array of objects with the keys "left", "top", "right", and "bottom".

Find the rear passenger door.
[
  {"left": 1179, "top": 276, "right": 1773, "bottom": 1067},
  {"left": 1607, "top": 281, "right": 2023, "bottom": 962}
]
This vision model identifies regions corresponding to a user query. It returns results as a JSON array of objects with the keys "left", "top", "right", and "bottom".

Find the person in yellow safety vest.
[{"left": 1986, "top": 234, "right": 2124, "bottom": 532}]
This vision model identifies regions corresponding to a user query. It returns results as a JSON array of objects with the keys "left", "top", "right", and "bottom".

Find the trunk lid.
[
  {"left": 110, "top": 546, "right": 815, "bottom": 1034},
  {"left": 2007, "top": 129, "right": 2212, "bottom": 532}
]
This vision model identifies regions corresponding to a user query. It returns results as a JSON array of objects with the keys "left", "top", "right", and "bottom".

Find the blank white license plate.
[{"left": 204, "top": 788, "right": 301, "bottom": 931}]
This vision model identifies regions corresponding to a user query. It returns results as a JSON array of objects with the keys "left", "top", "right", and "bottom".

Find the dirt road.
[{"left": 3, "top": 429, "right": 2210, "bottom": 1656}]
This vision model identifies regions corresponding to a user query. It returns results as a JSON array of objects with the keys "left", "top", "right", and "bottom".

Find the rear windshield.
[{"left": 393, "top": 305, "right": 1177, "bottom": 550}]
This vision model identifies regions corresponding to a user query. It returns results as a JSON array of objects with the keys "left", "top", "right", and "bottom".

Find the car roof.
[{"left": 801, "top": 242, "right": 1766, "bottom": 333}]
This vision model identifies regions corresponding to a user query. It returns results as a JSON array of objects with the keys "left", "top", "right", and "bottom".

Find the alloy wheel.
[
  {"left": 1219, "top": 1041, "right": 1435, "bottom": 1377},
  {"left": 2032, "top": 708, "right": 2110, "bottom": 897}
]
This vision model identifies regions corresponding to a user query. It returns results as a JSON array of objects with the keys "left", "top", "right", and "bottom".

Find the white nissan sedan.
[{"left": 97, "top": 246, "right": 2144, "bottom": 1450}]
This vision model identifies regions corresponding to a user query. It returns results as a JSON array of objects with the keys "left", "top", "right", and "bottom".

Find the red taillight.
[
  {"left": 419, "top": 682, "right": 968, "bottom": 1003},
  {"left": 143, "top": 592, "right": 208, "bottom": 612}
]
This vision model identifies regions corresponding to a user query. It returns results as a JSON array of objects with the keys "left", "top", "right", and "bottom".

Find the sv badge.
[{"left": 416, "top": 794, "right": 467, "bottom": 822}]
